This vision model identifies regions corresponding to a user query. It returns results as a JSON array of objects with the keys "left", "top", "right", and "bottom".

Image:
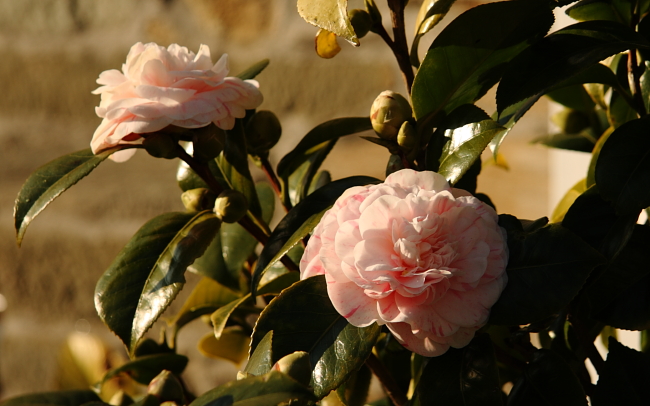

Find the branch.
[
  {"left": 365, "top": 352, "right": 408, "bottom": 406},
  {"left": 387, "top": 0, "right": 415, "bottom": 93}
]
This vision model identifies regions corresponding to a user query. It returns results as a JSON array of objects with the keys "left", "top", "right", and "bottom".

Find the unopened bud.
[
  {"left": 214, "top": 190, "right": 248, "bottom": 223},
  {"left": 272, "top": 351, "right": 312, "bottom": 387},
  {"left": 349, "top": 9, "right": 372, "bottom": 38},
  {"left": 245, "top": 110, "right": 282, "bottom": 155},
  {"left": 181, "top": 188, "right": 216, "bottom": 212},
  {"left": 192, "top": 126, "right": 225, "bottom": 162},
  {"left": 370, "top": 91, "right": 412, "bottom": 140},
  {"left": 143, "top": 133, "right": 179, "bottom": 159},
  {"left": 396, "top": 121, "right": 418, "bottom": 150},
  {"left": 147, "top": 370, "right": 184, "bottom": 404}
]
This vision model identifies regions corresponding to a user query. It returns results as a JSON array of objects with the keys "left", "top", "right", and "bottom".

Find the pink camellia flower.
[
  {"left": 300, "top": 169, "right": 508, "bottom": 357},
  {"left": 91, "top": 42, "right": 263, "bottom": 161}
]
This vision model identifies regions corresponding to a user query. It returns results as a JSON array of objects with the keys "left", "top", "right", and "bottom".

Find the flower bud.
[
  {"left": 245, "top": 110, "right": 282, "bottom": 155},
  {"left": 370, "top": 91, "right": 412, "bottom": 140},
  {"left": 396, "top": 121, "right": 419, "bottom": 150},
  {"left": 147, "top": 370, "right": 184, "bottom": 404},
  {"left": 272, "top": 351, "right": 312, "bottom": 387},
  {"left": 349, "top": 9, "right": 372, "bottom": 38},
  {"left": 143, "top": 133, "right": 179, "bottom": 159},
  {"left": 192, "top": 125, "right": 225, "bottom": 162},
  {"left": 181, "top": 188, "right": 216, "bottom": 212},
  {"left": 214, "top": 190, "right": 249, "bottom": 223}
]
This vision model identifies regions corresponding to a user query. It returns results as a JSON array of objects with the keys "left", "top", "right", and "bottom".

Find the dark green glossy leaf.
[
  {"left": 211, "top": 294, "right": 252, "bottom": 339},
  {"left": 595, "top": 116, "right": 650, "bottom": 214},
  {"left": 596, "top": 267, "right": 650, "bottom": 330},
  {"left": 257, "top": 269, "right": 300, "bottom": 296},
  {"left": 130, "top": 211, "right": 221, "bottom": 351},
  {"left": 291, "top": 139, "right": 337, "bottom": 204},
  {"left": 532, "top": 133, "right": 595, "bottom": 152},
  {"left": 562, "top": 186, "right": 637, "bottom": 260},
  {"left": 497, "top": 20, "right": 649, "bottom": 114},
  {"left": 507, "top": 350, "right": 588, "bottom": 406},
  {"left": 566, "top": 0, "right": 631, "bottom": 24},
  {"left": 336, "top": 363, "right": 372, "bottom": 406},
  {"left": 219, "top": 121, "right": 261, "bottom": 217},
  {"left": 277, "top": 117, "right": 372, "bottom": 180},
  {"left": 578, "top": 226, "right": 650, "bottom": 322},
  {"left": 0, "top": 391, "right": 101, "bottom": 406},
  {"left": 244, "top": 331, "right": 274, "bottom": 376},
  {"left": 412, "top": 334, "right": 502, "bottom": 406},
  {"left": 251, "top": 276, "right": 382, "bottom": 399},
  {"left": 251, "top": 176, "right": 380, "bottom": 296},
  {"left": 170, "top": 277, "right": 240, "bottom": 330},
  {"left": 188, "top": 231, "right": 239, "bottom": 290},
  {"left": 489, "top": 218, "right": 604, "bottom": 325},
  {"left": 14, "top": 147, "right": 119, "bottom": 245},
  {"left": 591, "top": 338, "right": 650, "bottom": 405},
  {"left": 95, "top": 212, "right": 196, "bottom": 350},
  {"left": 546, "top": 85, "right": 596, "bottom": 113},
  {"left": 102, "top": 353, "right": 188, "bottom": 385},
  {"left": 189, "top": 371, "right": 316, "bottom": 406},
  {"left": 236, "top": 59, "right": 270, "bottom": 80},
  {"left": 438, "top": 119, "right": 504, "bottom": 185},
  {"left": 412, "top": 0, "right": 554, "bottom": 120}
]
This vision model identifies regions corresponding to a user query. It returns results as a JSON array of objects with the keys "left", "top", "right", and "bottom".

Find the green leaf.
[
  {"left": 489, "top": 218, "right": 604, "bottom": 325},
  {"left": 218, "top": 121, "right": 262, "bottom": 217},
  {"left": 101, "top": 353, "right": 188, "bottom": 385},
  {"left": 94, "top": 212, "right": 217, "bottom": 352},
  {"left": 291, "top": 139, "right": 338, "bottom": 204},
  {"left": 412, "top": 334, "right": 502, "bottom": 406},
  {"left": 533, "top": 133, "right": 595, "bottom": 153},
  {"left": 546, "top": 85, "right": 596, "bottom": 113},
  {"left": 251, "top": 276, "right": 382, "bottom": 399},
  {"left": 236, "top": 59, "right": 270, "bottom": 80},
  {"left": 591, "top": 338, "right": 650, "bottom": 405},
  {"left": 198, "top": 328, "right": 251, "bottom": 364},
  {"left": 595, "top": 116, "right": 650, "bottom": 214},
  {"left": 277, "top": 117, "right": 372, "bottom": 180},
  {"left": 188, "top": 371, "right": 316, "bottom": 406},
  {"left": 189, "top": 231, "right": 239, "bottom": 290},
  {"left": 410, "top": 0, "right": 457, "bottom": 68},
  {"left": 211, "top": 294, "right": 252, "bottom": 339},
  {"left": 0, "top": 391, "right": 101, "bottom": 406},
  {"left": 244, "top": 331, "right": 274, "bottom": 376},
  {"left": 14, "top": 147, "right": 119, "bottom": 245},
  {"left": 170, "top": 277, "right": 240, "bottom": 330},
  {"left": 297, "top": 0, "right": 359, "bottom": 45},
  {"left": 596, "top": 266, "right": 650, "bottom": 330},
  {"left": 411, "top": 0, "right": 554, "bottom": 121},
  {"left": 551, "top": 178, "right": 588, "bottom": 223},
  {"left": 578, "top": 226, "right": 650, "bottom": 323},
  {"left": 251, "top": 176, "right": 380, "bottom": 296},
  {"left": 496, "top": 20, "right": 650, "bottom": 114},
  {"left": 438, "top": 119, "right": 505, "bottom": 185},
  {"left": 507, "top": 350, "right": 588, "bottom": 406},
  {"left": 566, "top": 0, "right": 631, "bottom": 24},
  {"left": 130, "top": 212, "right": 221, "bottom": 352}
]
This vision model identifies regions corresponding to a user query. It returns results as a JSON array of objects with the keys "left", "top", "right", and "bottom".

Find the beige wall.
[{"left": 0, "top": 0, "right": 549, "bottom": 398}]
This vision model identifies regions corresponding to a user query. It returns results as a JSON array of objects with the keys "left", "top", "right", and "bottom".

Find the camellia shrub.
[{"left": 6, "top": 0, "right": 650, "bottom": 405}]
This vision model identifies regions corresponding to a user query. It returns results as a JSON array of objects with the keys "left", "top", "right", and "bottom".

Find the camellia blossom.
[
  {"left": 91, "top": 42, "right": 263, "bottom": 161},
  {"left": 300, "top": 169, "right": 508, "bottom": 357}
]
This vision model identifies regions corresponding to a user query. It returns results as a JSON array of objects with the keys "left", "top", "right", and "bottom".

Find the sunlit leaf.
[
  {"left": 198, "top": 328, "right": 251, "bottom": 364},
  {"left": 551, "top": 178, "right": 587, "bottom": 223},
  {"left": 566, "top": 0, "right": 631, "bottom": 24},
  {"left": 244, "top": 331, "right": 274, "bottom": 376},
  {"left": 236, "top": 59, "right": 270, "bottom": 80},
  {"left": 0, "top": 391, "right": 101, "bottom": 406},
  {"left": 170, "top": 277, "right": 240, "bottom": 330},
  {"left": 101, "top": 353, "right": 188, "bottom": 385},
  {"left": 14, "top": 147, "right": 120, "bottom": 245},
  {"left": 211, "top": 294, "right": 252, "bottom": 339},
  {"left": 297, "top": 0, "right": 359, "bottom": 45},
  {"left": 410, "top": 0, "right": 457, "bottom": 67}
]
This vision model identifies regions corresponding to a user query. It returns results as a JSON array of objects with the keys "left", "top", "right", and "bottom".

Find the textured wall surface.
[{"left": 0, "top": 0, "right": 549, "bottom": 399}]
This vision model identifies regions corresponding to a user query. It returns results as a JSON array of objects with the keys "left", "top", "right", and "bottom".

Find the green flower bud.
[
  {"left": 192, "top": 125, "right": 225, "bottom": 162},
  {"left": 365, "top": 0, "right": 382, "bottom": 31},
  {"left": 396, "top": 121, "right": 419, "bottom": 150},
  {"left": 143, "top": 133, "right": 179, "bottom": 159},
  {"left": 147, "top": 370, "right": 184, "bottom": 404},
  {"left": 245, "top": 110, "right": 282, "bottom": 155},
  {"left": 370, "top": 91, "right": 412, "bottom": 140},
  {"left": 349, "top": 9, "right": 372, "bottom": 38},
  {"left": 181, "top": 188, "right": 216, "bottom": 212},
  {"left": 214, "top": 190, "right": 249, "bottom": 223},
  {"left": 272, "top": 351, "right": 312, "bottom": 387}
]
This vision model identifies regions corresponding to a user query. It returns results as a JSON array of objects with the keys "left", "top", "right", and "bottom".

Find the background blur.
[{"left": 0, "top": 0, "right": 551, "bottom": 398}]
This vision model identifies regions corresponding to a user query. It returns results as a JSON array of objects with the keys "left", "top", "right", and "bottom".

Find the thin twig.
[
  {"left": 387, "top": 0, "right": 415, "bottom": 93},
  {"left": 260, "top": 155, "right": 292, "bottom": 211},
  {"left": 365, "top": 352, "right": 408, "bottom": 406},
  {"left": 628, "top": 1, "right": 646, "bottom": 116}
]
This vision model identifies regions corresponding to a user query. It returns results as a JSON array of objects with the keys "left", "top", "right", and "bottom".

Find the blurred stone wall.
[{"left": 0, "top": 0, "right": 549, "bottom": 399}]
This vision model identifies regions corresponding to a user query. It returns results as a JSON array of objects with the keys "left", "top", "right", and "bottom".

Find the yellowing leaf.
[
  {"left": 198, "top": 328, "right": 251, "bottom": 364},
  {"left": 551, "top": 178, "right": 588, "bottom": 223},
  {"left": 315, "top": 29, "right": 341, "bottom": 59},
  {"left": 482, "top": 151, "right": 510, "bottom": 170},
  {"left": 298, "top": 0, "right": 359, "bottom": 45}
]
